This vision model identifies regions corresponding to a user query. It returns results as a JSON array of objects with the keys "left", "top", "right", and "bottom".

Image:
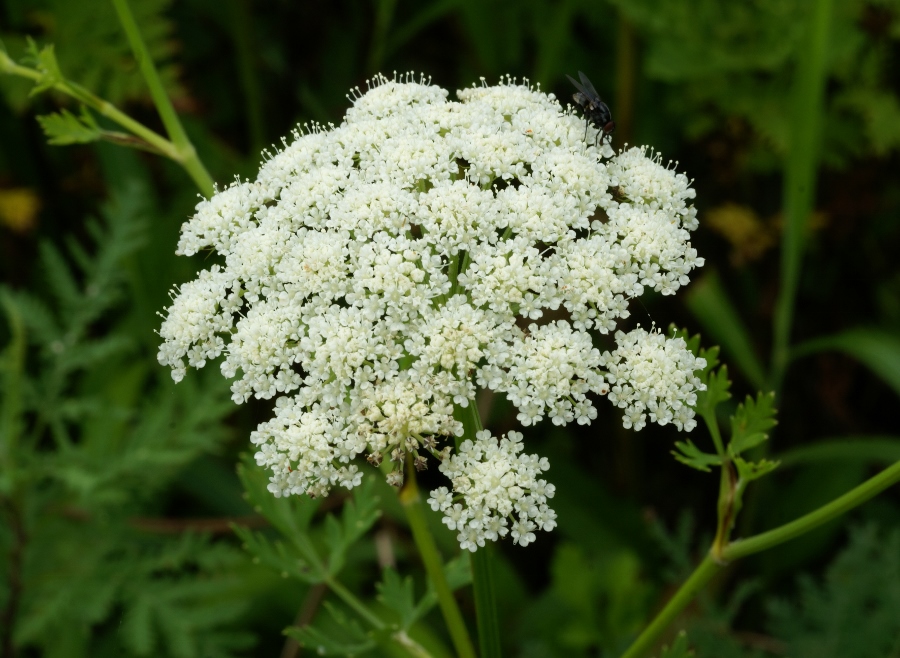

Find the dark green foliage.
[
  {"left": 655, "top": 630, "right": 692, "bottom": 658},
  {"left": 2, "top": 0, "right": 900, "bottom": 655},
  {"left": 0, "top": 180, "right": 254, "bottom": 656},
  {"left": 234, "top": 456, "right": 381, "bottom": 586},
  {"left": 767, "top": 524, "right": 900, "bottom": 657},
  {"left": 0, "top": 0, "right": 180, "bottom": 111},
  {"left": 284, "top": 601, "right": 375, "bottom": 656},
  {"left": 609, "top": 0, "right": 900, "bottom": 167},
  {"left": 377, "top": 556, "right": 471, "bottom": 633}
]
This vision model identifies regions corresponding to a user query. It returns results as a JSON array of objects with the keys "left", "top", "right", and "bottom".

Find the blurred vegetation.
[{"left": 1, "top": 0, "right": 900, "bottom": 656}]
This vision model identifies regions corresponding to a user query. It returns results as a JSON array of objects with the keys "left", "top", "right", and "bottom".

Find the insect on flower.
[{"left": 567, "top": 71, "right": 615, "bottom": 147}]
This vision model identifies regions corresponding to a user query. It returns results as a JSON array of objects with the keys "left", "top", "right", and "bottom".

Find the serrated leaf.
[
  {"left": 728, "top": 391, "right": 778, "bottom": 457},
  {"left": 656, "top": 630, "right": 692, "bottom": 658},
  {"left": 672, "top": 439, "right": 723, "bottom": 472},
  {"left": 377, "top": 553, "right": 471, "bottom": 633},
  {"left": 767, "top": 524, "right": 900, "bottom": 657},
  {"left": 26, "top": 40, "right": 64, "bottom": 95},
  {"left": 231, "top": 524, "right": 324, "bottom": 584},
  {"left": 377, "top": 568, "right": 419, "bottom": 630},
  {"left": 325, "top": 477, "right": 381, "bottom": 576},
  {"left": 733, "top": 455, "right": 780, "bottom": 483},
  {"left": 26, "top": 0, "right": 182, "bottom": 106},
  {"left": 236, "top": 454, "right": 320, "bottom": 541},
  {"left": 37, "top": 107, "right": 102, "bottom": 145},
  {"left": 698, "top": 345, "right": 721, "bottom": 380},
  {"left": 696, "top": 363, "right": 731, "bottom": 416},
  {"left": 285, "top": 601, "right": 375, "bottom": 655}
]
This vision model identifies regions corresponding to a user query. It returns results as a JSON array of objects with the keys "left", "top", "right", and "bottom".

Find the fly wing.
[
  {"left": 566, "top": 73, "right": 591, "bottom": 99},
  {"left": 577, "top": 71, "right": 601, "bottom": 101}
]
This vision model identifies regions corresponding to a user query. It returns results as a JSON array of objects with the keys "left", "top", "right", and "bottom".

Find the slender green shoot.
[
  {"left": 111, "top": 0, "right": 215, "bottom": 196},
  {"left": 770, "top": 0, "right": 834, "bottom": 392}
]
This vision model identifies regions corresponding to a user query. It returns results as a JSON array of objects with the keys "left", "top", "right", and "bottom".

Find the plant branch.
[
  {"left": 619, "top": 458, "right": 900, "bottom": 658},
  {"left": 111, "top": 0, "right": 215, "bottom": 196},
  {"left": 723, "top": 459, "right": 900, "bottom": 560}
]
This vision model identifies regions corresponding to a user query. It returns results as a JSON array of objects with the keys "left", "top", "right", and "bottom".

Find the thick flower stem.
[
  {"left": 619, "top": 459, "right": 900, "bottom": 658},
  {"left": 399, "top": 461, "right": 477, "bottom": 658},
  {"left": 458, "top": 402, "right": 503, "bottom": 658},
  {"left": 470, "top": 546, "right": 502, "bottom": 658}
]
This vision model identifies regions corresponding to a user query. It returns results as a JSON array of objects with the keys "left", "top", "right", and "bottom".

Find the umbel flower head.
[{"left": 158, "top": 72, "right": 706, "bottom": 551}]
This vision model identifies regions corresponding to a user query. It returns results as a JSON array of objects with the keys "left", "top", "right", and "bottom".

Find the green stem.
[
  {"left": 111, "top": 0, "right": 215, "bottom": 197},
  {"left": 619, "top": 555, "right": 719, "bottom": 658},
  {"left": 227, "top": 0, "right": 266, "bottom": 156},
  {"left": 458, "top": 402, "right": 502, "bottom": 658},
  {"left": 470, "top": 546, "right": 502, "bottom": 658},
  {"left": 613, "top": 10, "right": 636, "bottom": 149},
  {"left": 711, "top": 462, "right": 737, "bottom": 560},
  {"left": 0, "top": 51, "right": 177, "bottom": 159},
  {"left": 618, "top": 459, "right": 900, "bottom": 658},
  {"left": 327, "top": 575, "right": 435, "bottom": 658},
  {"left": 325, "top": 576, "right": 386, "bottom": 630},
  {"left": 0, "top": 293, "right": 26, "bottom": 470},
  {"left": 770, "top": 0, "right": 833, "bottom": 392},
  {"left": 723, "top": 459, "right": 900, "bottom": 560},
  {"left": 399, "top": 460, "right": 477, "bottom": 658},
  {"left": 699, "top": 409, "right": 725, "bottom": 458},
  {"left": 366, "top": 0, "right": 398, "bottom": 73}
]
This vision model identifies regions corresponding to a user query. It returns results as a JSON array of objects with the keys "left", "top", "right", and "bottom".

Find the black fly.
[{"left": 566, "top": 71, "right": 615, "bottom": 148}]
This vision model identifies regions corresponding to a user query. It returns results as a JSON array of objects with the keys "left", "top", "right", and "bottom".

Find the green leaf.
[
  {"left": 37, "top": 107, "right": 102, "bottom": 145},
  {"left": 378, "top": 554, "right": 472, "bottom": 632},
  {"left": 284, "top": 601, "right": 375, "bottom": 655},
  {"left": 728, "top": 392, "right": 778, "bottom": 457},
  {"left": 377, "top": 568, "right": 421, "bottom": 631},
  {"left": 685, "top": 270, "right": 767, "bottom": 390},
  {"left": 25, "top": 39, "right": 64, "bottom": 95},
  {"left": 767, "top": 524, "right": 900, "bottom": 657},
  {"left": 794, "top": 328, "right": 900, "bottom": 400},
  {"left": 324, "top": 476, "right": 381, "bottom": 577},
  {"left": 231, "top": 524, "right": 323, "bottom": 585},
  {"left": 733, "top": 455, "right": 780, "bottom": 483},
  {"left": 672, "top": 439, "right": 723, "bottom": 472},
  {"left": 668, "top": 327, "right": 731, "bottom": 419},
  {"left": 777, "top": 436, "right": 900, "bottom": 468},
  {"left": 697, "top": 362, "right": 732, "bottom": 418},
  {"left": 236, "top": 454, "right": 320, "bottom": 542},
  {"left": 27, "top": 0, "right": 182, "bottom": 106},
  {"left": 656, "top": 630, "right": 692, "bottom": 658}
]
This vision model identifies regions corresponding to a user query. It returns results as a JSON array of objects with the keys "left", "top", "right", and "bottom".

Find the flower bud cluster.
[{"left": 158, "top": 73, "right": 706, "bottom": 550}]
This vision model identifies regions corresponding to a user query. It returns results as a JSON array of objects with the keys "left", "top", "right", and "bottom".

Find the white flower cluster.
[
  {"left": 158, "top": 72, "right": 706, "bottom": 550},
  {"left": 603, "top": 327, "right": 706, "bottom": 432},
  {"left": 428, "top": 430, "right": 556, "bottom": 551}
]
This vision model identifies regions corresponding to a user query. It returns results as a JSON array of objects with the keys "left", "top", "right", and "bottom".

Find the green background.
[{"left": 1, "top": 0, "right": 900, "bottom": 656}]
